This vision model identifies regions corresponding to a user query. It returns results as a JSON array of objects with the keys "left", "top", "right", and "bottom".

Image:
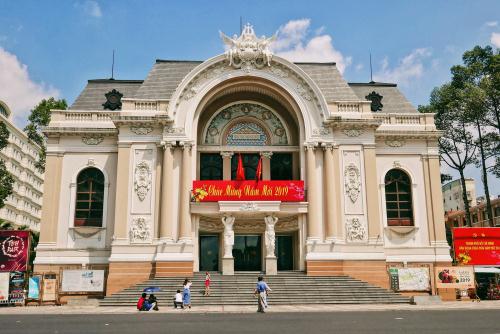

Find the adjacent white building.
[
  {"left": 0, "top": 100, "right": 44, "bottom": 231},
  {"left": 442, "top": 178, "right": 476, "bottom": 213}
]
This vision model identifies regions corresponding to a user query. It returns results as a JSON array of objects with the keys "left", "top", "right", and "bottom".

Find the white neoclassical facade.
[
  {"left": 0, "top": 101, "right": 44, "bottom": 231},
  {"left": 34, "top": 25, "right": 451, "bottom": 295}
]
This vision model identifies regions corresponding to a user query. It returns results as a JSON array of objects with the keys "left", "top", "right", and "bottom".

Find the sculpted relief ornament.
[
  {"left": 222, "top": 215, "right": 235, "bottom": 258},
  {"left": 344, "top": 163, "right": 361, "bottom": 203},
  {"left": 346, "top": 217, "right": 367, "bottom": 242},
  {"left": 134, "top": 161, "right": 151, "bottom": 201},
  {"left": 82, "top": 135, "right": 104, "bottom": 145},
  {"left": 130, "top": 217, "right": 151, "bottom": 243},
  {"left": 130, "top": 124, "right": 153, "bottom": 135},
  {"left": 264, "top": 215, "right": 278, "bottom": 258},
  {"left": 220, "top": 23, "right": 276, "bottom": 72}
]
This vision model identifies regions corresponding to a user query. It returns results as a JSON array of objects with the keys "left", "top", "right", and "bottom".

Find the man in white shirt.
[{"left": 174, "top": 289, "right": 184, "bottom": 309}]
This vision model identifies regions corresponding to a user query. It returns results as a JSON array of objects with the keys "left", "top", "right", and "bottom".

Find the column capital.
[
  {"left": 180, "top": 141, "right": 194, "bottom": 150},
  {"left": 260, "top": 151, "right": 273, "bottom": 159},
  {"left": 160, "top": 140, "right": 176, "bottom": 150},
  {"left": 304, "top": 142, "right": 319, "bottom": 150},
  {"left": 321, "top": 142, "right": 336, "bottom": 150},
  {"left": 220, "top": 151, "right": 234, "bottom": 158}
]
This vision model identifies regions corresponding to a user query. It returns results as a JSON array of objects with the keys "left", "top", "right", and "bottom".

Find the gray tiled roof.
[
  {"left": 295, "top": 63, "right": 360, "bottom": 101},
  {"left": 70, "top": 79, "right": 143, "bottom": 110},
  {"left": 132, "top": 60, "right": 201, "bottom": 100},
  {"left": 69, "top": 61, "right": 382, "bottom": 110},
  {"left": 348, "top": 82, "right": 417, "bottom": 113}
]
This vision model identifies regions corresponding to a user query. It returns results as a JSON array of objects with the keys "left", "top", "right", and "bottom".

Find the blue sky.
[{"left": 0, "top": 0, "right": 499, "bottom": 195}]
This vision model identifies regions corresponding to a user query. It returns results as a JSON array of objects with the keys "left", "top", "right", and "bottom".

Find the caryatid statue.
[
  {"left": 222, "top": 215, "right": 235, "bottom": 258},
  {"left": 264, "top": 215, "right": 278, "bottom": 258}
]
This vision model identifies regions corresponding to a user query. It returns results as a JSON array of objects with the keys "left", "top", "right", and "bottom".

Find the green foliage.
[
  {"left": 0, "top": 160, "right": 14, "bottom": 209},
  {"left": 0, "top": 219, "right": 14, "bottom": 230},
  {"left": 0, "top": 121, "right": 9, "bottom": 150},
  {"left": 23, "top": 97, "right": 67, "bottom": 172},
  {"left": 441, "top": 173, "right": 453, "bottom": 184}
]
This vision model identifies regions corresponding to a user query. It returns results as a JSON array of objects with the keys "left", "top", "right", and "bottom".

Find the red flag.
[
  {"left": 236, "top": 153, "right": 246, "bottom": 181},
  {"left": 255, "top": 156, "right": 262, "bottom": 181}
]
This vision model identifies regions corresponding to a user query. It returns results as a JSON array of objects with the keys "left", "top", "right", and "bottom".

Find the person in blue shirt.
[{"left": 254, "top": 276, "right": 271, "bottom": 313}]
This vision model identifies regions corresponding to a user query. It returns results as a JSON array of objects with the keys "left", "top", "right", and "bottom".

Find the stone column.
[
  {"left": 39, "top": 153, "right": 63, "bottom": 244},
  {"left": 428, "top": 156, "right": 447, "bottom": 242},
  {"left": 261, "top": 152, "right": 273, "bottom": 180},
  {"left": 221, "top": 151, "right": 233, "bottom": 180},
  {"left": 178, "top": 143, "right": 192, "bottom": 241},
  {"left": 221, "top": 215, "right": 235, "bottom": 275},
  {"left": 160, "top": 142, "right": 175, "bottom": 242},
  {"left": 113, "top": 144, "right": 131, "bottom": 241},
  {"left": 323, "top": 144, "right": 337, "bottom": 241},
  {"left": 305, "top": 145, "right": 321, "bottom": 242},
  {"left": 264, "top": 215, "right": 278, "bottom": 275},
  {"left": 363, "top": 145, "right": 382, "bottom": 241}
]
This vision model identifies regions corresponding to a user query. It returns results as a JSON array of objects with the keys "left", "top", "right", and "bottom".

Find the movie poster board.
[
  {"left": 435, "top": 266, "right": 475, "bottom": 289},
  {"left": 0, "top": 272, "right": 9, "bottom": 303},
  {"left": 61, "top": 270, "right": 105, "bottom": 292},
  {"left": 28, "top": 275, "right": 42, "bottom": 300},
  {"left": 0, "top": 231, "right": 30, "bottom": 272},
  {"left": 41, "top": 273, "right": 58, "bottom": 302}
]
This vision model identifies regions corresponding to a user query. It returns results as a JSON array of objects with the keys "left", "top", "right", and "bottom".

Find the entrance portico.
[{"left": 192, "top": 200, "right": 307, "bottom": 275}]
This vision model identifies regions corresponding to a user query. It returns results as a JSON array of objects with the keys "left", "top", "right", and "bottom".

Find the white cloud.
[
  {"left": 272, "top": 19, "right": 351, "bottom": 73},
  {"left": 373, "top": 48, "right": 431, "bottom": 86},
  {"left": 76, "top": 0, "right": 102, "bottom": 18},
  {"left": 0, "top": 47, "right": 60, "bottom": 126},
  {"left": 484, "top": 21, "right": 498, "bottom": 28},
  {"left": 491, "top": 32, "right": 500, "bottom": 48}
]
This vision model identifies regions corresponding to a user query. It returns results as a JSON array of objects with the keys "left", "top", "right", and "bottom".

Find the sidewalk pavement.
[{"left": 1, "top": 301, "right": 500, "bottom": 314}]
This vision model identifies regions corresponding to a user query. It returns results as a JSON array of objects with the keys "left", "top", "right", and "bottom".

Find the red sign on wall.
[
  {"left": 192, "top": 180, "right": 305, "bottom": 202},
  {"left": 453, "top": 227, "right": 500, "bottom": 265},
  {"left": 0, "top": 231, "right": 30, "bottom": 272}
]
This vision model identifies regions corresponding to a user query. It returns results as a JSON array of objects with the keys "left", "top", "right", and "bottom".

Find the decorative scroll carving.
[
  {"left": 163, "top": 124, "right": 184, "bottom": 135},
  {"left": 346, "top": 217, "right": 367, "bottom": 242},
  {"left": 343, "top": 128, "right": 363, "bottom": 137},
  {"left": 82, "top": 135, "right": 103, "bottom": 145},
  {"left": 222, "top": 215, "right": 235, "bottom": 258},
  {"left": 264, "top": 215, "right": 278, "bottom": 257},
  {"left": 220, "top": 23, "right": 276, "bottom": 71},
  {"left": 130, "top": 124, "right": 153, "bottom": 135},
  {"left": 344, "top": 163, "right": 361, "bottom": 203},
  {"left": 296, "top": 84, "right": 312, "bottom": 101},
  {"left": 134, "top": 161, "right": 151, "bottom": 201},
  {"left": 385, "top": 139, "right": 405, "bottom": 147},
  {"left": 240, "top": 203, "right": 259, "bottom": 211},
  {"left": 269, "top": 66, "right": 288, "bottom": 78},
  {"left": 129, "top": 217, "right": 151, "bottom": 243},
  {"left": 313, "top": 125, "right": 330, "bottom": 136}
]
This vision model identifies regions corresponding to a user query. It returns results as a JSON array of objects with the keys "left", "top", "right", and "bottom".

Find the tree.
[
  {"left": 24, "top": 98, "right": 67, "bottom": 172},
  {"left": 0, "top": 121, "right": 14, "bottom": 209},
  {"left": 419, "top": 85, "right": 476, "bottom": 226},
  {"left": 451, "top": 46, "right": 499, "bottom": 226}
]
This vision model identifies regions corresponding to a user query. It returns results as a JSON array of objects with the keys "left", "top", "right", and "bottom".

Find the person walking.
[
  {"left": 204, "top": 272, "right": 211, "bottom": 296},
  {"left": 254, "top": 276, "right": 271, "bottom": 313},
  {"left": 183, "top": 278, "right": 192, "bottom": 309}
]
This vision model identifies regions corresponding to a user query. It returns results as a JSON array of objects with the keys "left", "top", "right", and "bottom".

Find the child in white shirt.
[{"left": 174, "top": 289, "right": 184, "bottom": 309}]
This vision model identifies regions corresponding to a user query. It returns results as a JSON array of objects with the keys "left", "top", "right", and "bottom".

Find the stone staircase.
[{"left": 100, "top": 272, "right": 411, "bottom": 306}]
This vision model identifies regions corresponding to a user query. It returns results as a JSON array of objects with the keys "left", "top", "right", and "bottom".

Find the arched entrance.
[{"left": 192, "top": 78, "right": 305, "bottom": 274}]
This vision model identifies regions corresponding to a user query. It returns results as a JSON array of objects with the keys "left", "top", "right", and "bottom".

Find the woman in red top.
[{"left": 204, "top": 272, "right": 211, "bottom": 296}]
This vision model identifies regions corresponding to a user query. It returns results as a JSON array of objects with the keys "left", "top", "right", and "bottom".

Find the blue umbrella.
[{"left": 143, "top": 287, "right": 161, "bottom": 292}]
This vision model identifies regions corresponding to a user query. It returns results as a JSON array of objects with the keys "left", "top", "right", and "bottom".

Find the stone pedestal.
[
  {"left": 265, "top": 257, "right": 277, "bottom": 275},
  {"left": 222, "top": 257, "right": 234, "bottom": 275}
]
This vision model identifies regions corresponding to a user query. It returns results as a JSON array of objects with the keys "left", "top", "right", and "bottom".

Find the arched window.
[
  {"left": 74, "top": 167, "right": 105, "bottom": 227},
  {"left": 384, "top": 169, "right": 414, "bottom": 226}
]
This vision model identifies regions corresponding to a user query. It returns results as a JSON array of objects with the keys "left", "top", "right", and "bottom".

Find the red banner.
[
  {"left": 192, "top": 180, "right": 304, "bottom": 202},
  {"left": 453, "top": 227, "right": 500, "bottom": 265},
  {"left": 0, "top": 231, "right": 30, "bottom": 272}
]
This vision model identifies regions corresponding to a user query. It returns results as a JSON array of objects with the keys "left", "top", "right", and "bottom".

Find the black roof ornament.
[
  {"left": 366, "top": 91, "right": 383, "bottom": 112},
  {"left": 102, "top": 89, "right": 123, "bottom": 110}
]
